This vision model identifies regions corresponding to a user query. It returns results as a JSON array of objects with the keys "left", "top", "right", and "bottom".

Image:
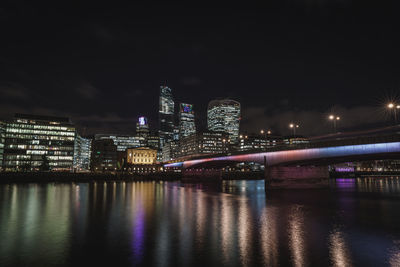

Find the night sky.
[{"left": 0, "top": 2, "right": 399, "bottom": 136}]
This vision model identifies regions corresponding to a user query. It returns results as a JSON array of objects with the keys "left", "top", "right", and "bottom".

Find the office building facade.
[
  {"left": 73, "top": 134, "right": 92, "bottom": 171},
  {"left": 0, "top": 121, "right": 4, "bottom": 170},
  {"left": 91, "top": 139, "right": 117, "bottom": 171},
  {"left": 207, "top": 99, "right": 241, "bottom": 144},
  {"left": 3, "top": 114, "right": 75, "bottom": 171},
  {"left": 179, "top": 103, "right": 196, "bottom": 139},
  {"left": 159, "top": 85, "right": 175, "bottom": 148},
  {"left": 95, "top": 134, "right": 146, "bottom": 152}
]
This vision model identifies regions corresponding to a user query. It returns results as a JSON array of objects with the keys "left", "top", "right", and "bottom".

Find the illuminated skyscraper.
[
  {"left": 207, "top": 99, "right": 241, "bottom": 143},
  {"left": 136, "top": 116, "right": 149, "bottom": 139},
  {"left": 179, "top": 103, "right": 196, "bottom": 139},
  {"left": 159, "top": 85, "right": 175, "bottom": 148}
]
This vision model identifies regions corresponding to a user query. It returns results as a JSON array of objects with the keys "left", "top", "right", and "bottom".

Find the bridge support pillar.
[{"left": 265, "top": 166, "right": 329, "bottom": 189}]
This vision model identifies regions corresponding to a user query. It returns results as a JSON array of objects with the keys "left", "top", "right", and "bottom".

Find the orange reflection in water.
[
  {"left": 260, "top": 206, "right": 279, "bottom": 266},
  {"left": 329, "top": 229, "right": 353, "bottom": 267},
  {"left": 288, "top": 205, "right": 307, "bottom": 267}
]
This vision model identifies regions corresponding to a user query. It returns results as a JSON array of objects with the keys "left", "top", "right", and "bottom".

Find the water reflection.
[
  {"left": 329, "top": 228, "right": 353, "bottom": 267},
  {"left": 0, "top": 179, "right": 400, "bottom": 266},
  {"left": 288, "top": 205, "right": 307, "bottom": 267}
]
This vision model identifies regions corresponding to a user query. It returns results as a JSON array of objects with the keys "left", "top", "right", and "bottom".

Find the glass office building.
[
  {"left": 95, "top": 134, "right": 146, "bottom": 152},
  {"left": 3, "top": 114, "right": 75, "bottom": 171},
  {"left": 159, "top": 85, "right": 175, "bottom": 148},
  {"left": 0, "top": 121, "right": 4, "bottom": 170},
  {"left": 207, "top": 99, "right": 241, "bottom": 144},
  {"left": 179, "top": 103, "right": 196, "bottom": 139},
  {"left": 73, "top": 133, "right": 92, "bottom": 171}
]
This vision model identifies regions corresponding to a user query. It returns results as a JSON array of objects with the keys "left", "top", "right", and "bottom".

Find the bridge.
[{"left": 163, "top": 131, "right": 400, "bottom": 187}]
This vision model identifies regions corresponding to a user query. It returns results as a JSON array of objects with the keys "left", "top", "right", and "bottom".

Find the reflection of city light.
[
  {"left": 329, "top": 229, "right": 352, "bottom": 267},
  {"left": 260, "top": 207, "right": 279, "bottom": 266},
  {"left": 288, "top": 206, "right": 306, "bottom": 267},
  {"left": 221, "top": 195, "right": 233, "bottom": 263},
  {"left": 238, "top": 198, "right": 252, "bottom": 266}
]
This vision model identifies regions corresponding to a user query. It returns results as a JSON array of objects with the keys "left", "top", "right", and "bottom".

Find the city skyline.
[{"left": 1, "top": 2, "right": 399, "bottom": 136}]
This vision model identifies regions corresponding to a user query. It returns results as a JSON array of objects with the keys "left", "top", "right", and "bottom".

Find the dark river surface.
[{"left": 1, "top": 178, "right": 400, "bottom": 266}]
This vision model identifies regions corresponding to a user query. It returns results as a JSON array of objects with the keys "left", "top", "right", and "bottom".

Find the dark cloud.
[
  {"left": 75, "top": 82, "right": 99, "bottom": 99},
  {"left": 0, "top": 83, "right": 29, "bottom": 100}
]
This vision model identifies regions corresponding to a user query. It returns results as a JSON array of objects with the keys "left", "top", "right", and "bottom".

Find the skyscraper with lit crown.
[{"left": 179, "top": 103, "right": 196, "bottom": 139}]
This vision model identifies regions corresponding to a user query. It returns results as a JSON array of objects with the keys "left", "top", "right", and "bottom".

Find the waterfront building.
[
  {"left": 237, "top": 133, "right": 282, "bottom": 152},
  {"left": 136, "top": 116, "right": 150, "bottom": 139},
  {"left": 179, "top": 103, "right": 196, "bottom": 139},
  {"left": 126, "top": 147, "right": 157, "bottom": 165},
  {"left": 283, "top": 136, "right": 309, "bottom": 145},
  {"left": 207, "top": 99, "right": 241, "bottom": 144},
  {"left": 95, "top": 134, "right": 146, "bottom": 152},
  {"left": 2, "top": 114, "right": 75, "bottom": 171},
  {"left": 166, "top": 131, "right": 229, "bottom": 160},
  {"left": 159, "top": 85, "right": 175, "bottom": 148},
  {"left": 91, "top": 139, "right": 117, "bottom": 171},
  {"left": 0, "top": 121, "right": 5, "bottom": 170},
  {"left": 73, "top": 134, "right": 92, "bottom": 171},
  {"left": 162, "top": 141, "right": 179, "bottom": 162}
]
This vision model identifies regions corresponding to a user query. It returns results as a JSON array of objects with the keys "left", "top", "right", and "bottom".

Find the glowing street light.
[
  {"left": 387, "top": 103, "right": 400, "bottom": 124},
  {"left": 289, "top": 123, "right": 299, "bottom": 136},
  {"left": 329, "top": 114, "right": 340, "bottom": 132}
]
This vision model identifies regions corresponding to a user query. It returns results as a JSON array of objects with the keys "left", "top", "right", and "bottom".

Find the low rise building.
[
  {"left": 127, "top": 147, "right": 157, "bottom": 165},
  {"left": 91, "top": 139, "right": 117, "bottom": 172}
]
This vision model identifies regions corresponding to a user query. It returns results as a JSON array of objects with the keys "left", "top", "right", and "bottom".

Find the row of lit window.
[
  {"left": 7, "top": 128, "right": 75, "bottom": 136},
  {"left": 9, "top": 123, "right": 74, "bottom": 131},
  {"left": 5, "top": 134, "right": 74, "bottom": 141}
]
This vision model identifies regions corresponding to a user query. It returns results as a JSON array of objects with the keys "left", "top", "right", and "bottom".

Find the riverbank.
[{"left": 0, "top": 172, "right": 182, "bottom": 183}]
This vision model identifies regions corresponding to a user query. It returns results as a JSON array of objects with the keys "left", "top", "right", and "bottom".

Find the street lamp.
[
  {"left": 387, "top": 103, "right": 400, "bottom": 124},
  {"left": 329, "top": 114, "right": 340, "bottom": 133},
  {"left": 289, "top": 123, "right": 299, "bottom": 136}
]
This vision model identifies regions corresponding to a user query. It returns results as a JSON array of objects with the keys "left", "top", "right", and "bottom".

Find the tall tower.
[
  {"left": 136, "top": 116, "right": 149, "bottom": 139},
  {"left": 207, "top": 99, "right": 241, "bottom": 144},
  {"left": 179, "top": 103, "right": 196, "bottom": 139},
  {"left": 159, "top": 85, "right": 174, "bottom": 148}
]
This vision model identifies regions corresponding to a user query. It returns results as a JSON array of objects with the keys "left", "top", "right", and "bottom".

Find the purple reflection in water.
[
  {"left": 336, "top": 178, "right": 356, "bottom": 189},
  {"left": 132, "top": 202, "right": 145, "bottom": 264}
]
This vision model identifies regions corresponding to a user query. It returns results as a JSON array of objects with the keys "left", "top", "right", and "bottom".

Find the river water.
[{"left": 1, "top": 178, "right": 400, "bottom": 266}]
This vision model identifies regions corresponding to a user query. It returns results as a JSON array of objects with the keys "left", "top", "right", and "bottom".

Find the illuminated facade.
[
  {"left": 237, "top": 134, "right": 282, "bottom": 152},
  {"left": 207, "top": 99, "right": 240, "bottom": 144},
  {"left": 159, "top": 85, "right": 175, "bottom": 148},
  {"left": 0, "top": 121, "right": 4, "bottom": 170},
  {"left": 162, "top": 141, "right": 179, "bottom": 162},
  {"left": 95, "top": 134, "right": 146, "bottom": 152},
  {"left": 73, "top": 134, "right": 92, "bottom": 171},
  {"left": 3, "top": 114, "right": 75, "bottom": 171},
  {"left": 136, "top": 116, "right": 149, "bottom": 138},
  {"left": 127, "top": 147, "right": 157, "bottom": 165},
  {"left": 179, "top": 103, "right": 196, "bottom": 139},
  {"left": 91, "top": 139, "right": 117, "bottom": 171},
  {"left": 162, "top": 131, "right": 229, "bottom": 161}
]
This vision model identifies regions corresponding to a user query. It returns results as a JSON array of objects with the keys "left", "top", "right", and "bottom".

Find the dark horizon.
[{"left": 1, "top": 2, "right": 399, "bottom": 136}]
